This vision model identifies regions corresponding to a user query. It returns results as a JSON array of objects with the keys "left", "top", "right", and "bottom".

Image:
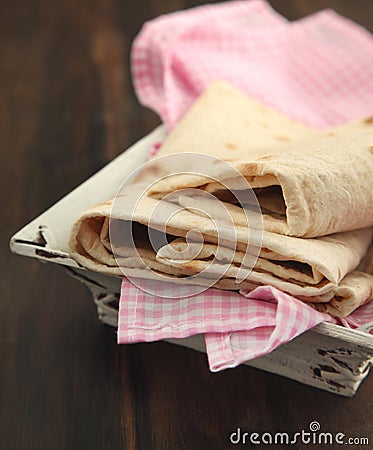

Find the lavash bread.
[
  {"left": 68, "top": 81, "right": 373, "bottom": 317},
  {"left": 151, "top": 81, "right": 373, "bottom": 237},
  {"left": 154, "top": 80, "right": 317, "bottom": 160},
  {"left": 68, "top": 192, "right": 373, "bottom": 316}
]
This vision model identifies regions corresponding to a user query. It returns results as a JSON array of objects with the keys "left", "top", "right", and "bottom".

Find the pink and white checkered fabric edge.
[
  {"left": 118, "top": 279, "right": 292, "bottom": 343},
  {"left": 131, "top": 0, "right": 373, "bottom": 130},
  {"left": 118, "top": 278, "right": 373, "bottom": 371},
  {"left": 117, "top": 279, "right": 333, "bottom": 343},
  {"left": 117, "top": 279, "right": 333, "bottom": 368},
  {"left": 205, "top": 298, "right": 373, "bottom": 371},
  {"left": 206, "top": 286, "right": 332, "bottom": 371}
]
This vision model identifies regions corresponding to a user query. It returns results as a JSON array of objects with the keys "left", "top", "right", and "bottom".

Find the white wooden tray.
[{"left": 10, "top": 126, "right": 373, "bottom": 397}]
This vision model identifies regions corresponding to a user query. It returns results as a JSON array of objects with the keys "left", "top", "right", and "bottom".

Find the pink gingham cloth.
[
  {"left": 118, "top": 280, "right": 333, "bottom": 370},
  {"left": 118, "top": 281, "right": 333, "bottom": 344},
  {"left": 118, "top": 279, "right": 373, "bottom": 371},
  {"left": 118, "top": 1, "right": 373, "bottom": 370},
  {"left": 132, "top": 0, "right": 373, "bottom": 130},
  {"left": 207, "top": 288, "right": 373, "bottom": 370}
]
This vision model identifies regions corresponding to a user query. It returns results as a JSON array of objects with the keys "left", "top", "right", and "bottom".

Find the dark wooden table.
[{"left": 2, "top": 1, "right": 373, "bottom": 449}]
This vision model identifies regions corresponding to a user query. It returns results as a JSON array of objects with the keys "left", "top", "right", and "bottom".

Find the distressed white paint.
[{"left": 10, "top": 126, "right": 373, "bottom": 397}]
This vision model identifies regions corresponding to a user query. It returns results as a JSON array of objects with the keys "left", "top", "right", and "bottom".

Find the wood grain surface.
[{"left": 2, "top": 1, "right": 373, "bottom": 449}]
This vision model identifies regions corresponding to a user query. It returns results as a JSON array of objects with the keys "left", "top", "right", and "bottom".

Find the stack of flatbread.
[{"left": 69, "top": 81, "right": 373, "bottom": 317}]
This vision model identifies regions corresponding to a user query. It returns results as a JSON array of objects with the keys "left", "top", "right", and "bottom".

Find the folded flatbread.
[
  {"left": 151, "top": 81, "right": 373, "bottom": 238},
  {"left": 68, "top": 81, "right": 373, "bottom": 317},
  {"left": 68, "top": 192, "right": 373, "bottom": 317}
]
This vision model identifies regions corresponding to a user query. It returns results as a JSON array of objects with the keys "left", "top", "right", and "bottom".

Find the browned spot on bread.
[
  {"left": 364, "top": 116, "right": 373, "bottom": 124},
  {"left": 225, "top": 142, "right": 237, "bottom": 150},
  {"left": 327, "top": 131, "right": 335, "bottom": 136},
  {"left": 274, "top": 135, "right": 291, "bottom": 142},
  {"left": 132, "top": 164, "right": 164, "bottom": 183},
  {"left": 369, "top": 146, "right": 373, "bottom": 154}
]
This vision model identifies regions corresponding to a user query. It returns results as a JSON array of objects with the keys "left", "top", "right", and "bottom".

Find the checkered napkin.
[
  {"left": 132, "top": 0, "right": 373, "bottom": 130},
  {"left": 118, "top": 279, "right": 373, "bottom": 370},
  {"left": 207, "top": 288, "right": 373, "bottom": 370},
  {"left": 118, "top": 279, "right": 334, "bottom": 370},
  {"left": 118, "top": 0, "right": 373, "bottom": 369}
]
